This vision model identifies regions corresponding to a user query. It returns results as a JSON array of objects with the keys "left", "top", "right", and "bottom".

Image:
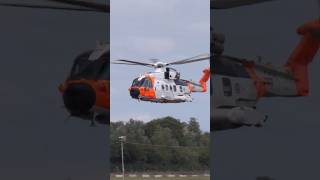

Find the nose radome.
[
  {"left": 63, "top": 83, "right": 96, "bottom": 115},
  {"left": 130, "top": 88, "right": 140, "bottom": 99}
]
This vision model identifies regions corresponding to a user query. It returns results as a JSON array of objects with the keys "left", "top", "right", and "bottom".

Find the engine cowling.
[{"left": 211, "top": 106, "right": 268, "bottom": 131}]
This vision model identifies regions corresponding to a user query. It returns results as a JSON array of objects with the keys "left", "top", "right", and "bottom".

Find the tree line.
[{"left": 110, "top": 116, "right": 210, "bottom": 172}]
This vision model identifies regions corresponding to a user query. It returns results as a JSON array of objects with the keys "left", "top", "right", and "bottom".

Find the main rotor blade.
[
  {"left": 318, "top": 0, "right": 320, "bottom": 20},
  {"left": 112, "top": 59, "right": 154, "bottom": 67},
  {"left": 168, "top": 53, "right": 210, "bottom": 65},
  {"left": 112, "top": 62, "right": 151, "bottom": 66},
  {"left": 211, "top": 0, "right": 274, "bottom": 9},
  {"left": 0, "top": 2, "right": 99, "bottom": 12},
  {"left": 47, "top": 0, "right": 109, "bottom": 12}
]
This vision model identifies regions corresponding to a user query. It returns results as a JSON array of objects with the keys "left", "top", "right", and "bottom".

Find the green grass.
[{"left": 110, "top": 177, "right": 210, "bottom": 180}]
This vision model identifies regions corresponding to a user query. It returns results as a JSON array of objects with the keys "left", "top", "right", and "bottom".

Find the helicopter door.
[
  {"left": 156, "top": 82, "right": 166, "bottom": 99},
  {"left": 164, "top": 84, "right": 171, "bottom": 99},
  {"left": 154, "top": 81, "right": 161, "bottom": 98},
  {"left": 147, "top": 79, "right": 155, "bottom": 98},
  {"left": 141, "top": 78, "right": 148, "bottom": 97},
  {"left": 142, "top": 78, "right": 153, "bottom": 98},
  {"left": 173, "top": 85, "right": 177, "bottom": 96}
]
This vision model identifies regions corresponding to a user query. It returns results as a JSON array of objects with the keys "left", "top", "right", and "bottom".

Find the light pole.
[{"left": 119, "top": 136, "right": 126, "bottom": 180}]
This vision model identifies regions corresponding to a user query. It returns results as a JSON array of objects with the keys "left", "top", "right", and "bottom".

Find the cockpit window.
[
  {"left": 213, "top": 56, "right": 250, "bottom": 78},
  {"left": 142, "top": 78, "right": 152, "bottom": 88},
  {"left": 96, "top": 53, "right": 109, "bottom": 80},
  {"left": 147, "top": 79, "right": 153, "bottom": 88},
  {"left": 68, "top": 51, "right": 109, "bottom": 80},
  {"left": 132, "top": 78, "right": 140, "bottom": 86}
]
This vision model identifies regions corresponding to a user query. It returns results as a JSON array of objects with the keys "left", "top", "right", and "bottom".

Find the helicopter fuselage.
[
  {"left": 129, "top": 68, "right": 210, "bottom": 103},
  {"left": 211, "top": 19, "right": 320, "bottom": 131},
  {"left": 211, "top": 55, "right": 298, "bottom": 130}
]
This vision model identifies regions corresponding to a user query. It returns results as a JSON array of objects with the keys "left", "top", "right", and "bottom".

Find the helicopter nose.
[
  {"left": 130, "top": 88, "right": 140, "bottom": 99},
  {"left": 63, "top": 83, "right": 96, "bottom": 115}
]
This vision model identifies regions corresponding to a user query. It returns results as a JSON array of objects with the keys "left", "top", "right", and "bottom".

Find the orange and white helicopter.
[
  {"left": 211, "top": 0, "right": 320, "bottom": 130},
  {"left": 0, "top": 0, "right": 110, "bottom": 125},
  {"left": 113, "top": 54, "right": 210, "bottom": 103}
]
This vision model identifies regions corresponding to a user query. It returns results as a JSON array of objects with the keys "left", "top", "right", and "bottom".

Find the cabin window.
[
  {"left": 173, "top": 85, "right": 177, "bottom": 92},
  {"left": 165, "top": 85, "right": 168, "bottom": 91},
  {"left": 234, "top": 83, "right": 240, "bottom": 94},
  {"left": 180, "top": 86, "right": 183, "bottom": 92},
  {"left": 170, "top": 85, "right": 172, "bottom": 91},
  {"left": 161, "top": 85, "right": 165, "bottom": 90},
  {"left": 222, "top": 77, "right": 232, "bottom": 96}
]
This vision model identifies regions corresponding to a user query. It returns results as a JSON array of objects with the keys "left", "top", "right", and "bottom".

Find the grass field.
[{"left": 110, "top": 177, "right": 210, "bottom": 180}]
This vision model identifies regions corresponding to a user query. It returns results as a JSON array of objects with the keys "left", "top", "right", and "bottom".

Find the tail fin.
[
  {"left": 199, "top": 68, "right": 210, "bottom": 92},
  {"left": 286, "top": 20, "right": 320, "bottom": 96}
]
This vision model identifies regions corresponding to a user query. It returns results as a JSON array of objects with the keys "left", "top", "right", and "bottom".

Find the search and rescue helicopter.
[
  {"left": 211, "top": 0, "right": 320, "bottom": 130},
  {"left": 112, "top": 54, "right": 210, "bottom": 103},
  {"left": 0, "top": 0, "right": 110, "bottom": 125}
]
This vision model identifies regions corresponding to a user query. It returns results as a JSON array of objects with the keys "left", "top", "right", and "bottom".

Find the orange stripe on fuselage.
[{"left": 243, "top": 62, "right": 267, "bottom": 98}]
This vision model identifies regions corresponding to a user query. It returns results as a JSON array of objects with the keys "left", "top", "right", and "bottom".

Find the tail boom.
[
  {"left": 286, "top": 20, "right": 320, "bottom": 96},
  {"left": 187, "top": 68, "right": 210, "bottom": 93}
]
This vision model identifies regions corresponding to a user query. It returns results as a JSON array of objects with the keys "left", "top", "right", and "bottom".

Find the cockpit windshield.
[
  {"left": 68, "top": 51, "right": 109, "bottom": 80},
  {"left": 131, "top": 77, "right": 152, "bottom": 88},
  {"left": 132, "top": 78, "right": 141, "bottom": 86}
]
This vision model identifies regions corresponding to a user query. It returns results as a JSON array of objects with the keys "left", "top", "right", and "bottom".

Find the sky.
[
  {"left": 211, "top": 0, "right": 320, "bottom": 179},
  {"left": 0, "top": 0, "right": 109, "bottom": 179},
  {"left": 110, "top": 0, "right": 210, "bottom": 132}
]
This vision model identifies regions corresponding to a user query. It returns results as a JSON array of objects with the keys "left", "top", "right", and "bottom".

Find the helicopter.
[
  {"left": 211, "top": 0, "right": 320, "bottom": 131},
  {"left": 112, "top": 54, "right": 210, "bottom": 103},
  {"left": 0, "top": 0, "right": 110, "bottom": 125}
]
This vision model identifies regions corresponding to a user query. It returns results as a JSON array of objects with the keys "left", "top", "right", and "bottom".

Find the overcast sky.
[
  {"left": 212, "top": 0, "right": 320, "bottom": 179},
  {"left": 0, "top": 0, "right": 109, "bottom": 179},
  {"left": 110, "top": 0, "right": 210, "bottom": 131}
]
